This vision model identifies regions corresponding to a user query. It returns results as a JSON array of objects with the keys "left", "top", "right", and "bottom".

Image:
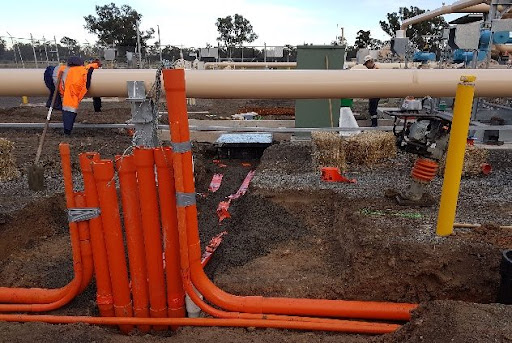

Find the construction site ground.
[{"left": 0, "top": 98, "right": 512, "bottom": 342}]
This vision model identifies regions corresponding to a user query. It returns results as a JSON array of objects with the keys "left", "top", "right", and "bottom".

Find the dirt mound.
[
  {"left": 381, "top": 300, "right": 512, "bottom": 343},
  {"left": 456, "top": 223, "right": 512, "bottom": 248},
  {"left": 329, "top": 196, "right": 502, "bottom": 304},
  {"left": 212, "top": 189, "right": 503, "bottom": 304},
  {"left": 0, "top": 194, "right": 66, "bottom": 262},
  {"left": 205, "top": 192, "right": 309, "bottom": 276},
  {"left": 258, "top": 141, "right": 313, "bottom": 174}
]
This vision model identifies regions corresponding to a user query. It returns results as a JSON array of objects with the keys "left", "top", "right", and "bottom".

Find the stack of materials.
[
  {"left": 344, "top": 132, "right": 397, "bottom": 166},
  {"left": 311, "top": 131, "right": 347, "bottom": 172},
  {"left": 439, "top": 145, "right": 489, "bottom": 177},
  {"left": 312, "top": 131, "right": 397, "bottom": 171},
  {"left": 0, "top": 138, "right": 20, "bottom": 182}
]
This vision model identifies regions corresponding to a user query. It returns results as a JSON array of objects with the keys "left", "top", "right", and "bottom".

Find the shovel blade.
[{"left": 27, "top": 165, "right": 45, "bottom": 191}]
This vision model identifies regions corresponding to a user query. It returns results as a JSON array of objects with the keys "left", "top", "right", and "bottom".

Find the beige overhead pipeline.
[
  {"left": 399, "top": 0, "right": 486, "bottom": 31},
  {"left": 204, "top": 62, "right": 297, "bottom": 69},
  {"left": 2, "top": 69, "right": 512, "bottom": 99},
  {"left": 454, "top": 3, "right": 491, "bottom": 12}
]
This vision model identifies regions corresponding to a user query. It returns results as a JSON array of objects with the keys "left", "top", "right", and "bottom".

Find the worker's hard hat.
[
  {"left": 67, "top": 56, "right": 84, "bottom": 67},
  {"left": 363, "top": 55, "right": 374, "bottom": 64}
]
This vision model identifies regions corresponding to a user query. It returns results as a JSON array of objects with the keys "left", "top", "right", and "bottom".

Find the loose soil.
[{"left": 1, "top": 100, "right": 512, "bottom": 342}]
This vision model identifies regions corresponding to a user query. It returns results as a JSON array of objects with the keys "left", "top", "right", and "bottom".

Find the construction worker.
[
  {"left": 43, "top": 63, "right": 63, "bottom": 111},
  {"left": 363, "top": 55, "right": 379, "bottom": 127},
  {"left": 56, "top": 56, "right": 94, "bottom": 135},
  {"left": 86, "top": 59, "right": 102, "bottom": 112}
]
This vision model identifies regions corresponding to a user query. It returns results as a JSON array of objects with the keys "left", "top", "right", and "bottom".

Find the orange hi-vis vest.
[
  {"left": 52, "top": 64, "right": 89, "bottom": 113},
  {"left": 86, "top": 62, "right": 100, "bottom": 70}
]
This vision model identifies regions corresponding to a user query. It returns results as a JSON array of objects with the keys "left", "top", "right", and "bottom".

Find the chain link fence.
[{"left": 0, "top": 35, "right": 298, "bottom": 69}]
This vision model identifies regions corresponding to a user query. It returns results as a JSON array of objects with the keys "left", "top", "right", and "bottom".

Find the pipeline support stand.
[{"left": 127, "top": 81, "right": 159, "bottom": 147}]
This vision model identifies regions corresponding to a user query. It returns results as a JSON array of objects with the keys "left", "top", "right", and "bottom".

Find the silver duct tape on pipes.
[{"left": 2, "top": 69, "right": 512, "bottom": 99}]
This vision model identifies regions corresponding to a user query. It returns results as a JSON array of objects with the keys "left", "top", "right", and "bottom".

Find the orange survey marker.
[
  {"left": 201, "top": 231, "right": 228, "bottom": 267},
  {"left": 321, "top": 167, "right": 356, "bottom": 184},
  {"left": 208, "top": 174, "right": 223, "bottom": 193}
]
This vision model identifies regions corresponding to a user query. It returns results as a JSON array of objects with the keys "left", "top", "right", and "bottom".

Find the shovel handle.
[{"left": 34, "top": 70, "right": 63, "bottom": 165}]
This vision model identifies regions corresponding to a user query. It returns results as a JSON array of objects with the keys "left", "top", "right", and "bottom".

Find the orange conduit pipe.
[
  {"left": 78, "top": 153, "right": 115, "bottom": 317},
  {"left": 91, "top": 160, "right": 133, "bottom": 334},
  {"left": 115, "top": 155, "right": 151, "bottom": 333},
  {"left": 181, "top": 274, "right": 398, "bottom": 334},
  {"left": 163, "top": 69, "right": 418, "bottom": 322},
  {"left": 133, "top": 147, "right": 168, "bottom": 329},
  {"left": 0, "top": 314, "right": 401, "bottom": 334},
  {"left": 0, "top": 144, "right": 84, "bottom": 311},
  {"left": 74, "top": 192, "right": 94, "bottom": 293},
  {"left": 153, "top": 147, "right": 186, "bottom": 322}
]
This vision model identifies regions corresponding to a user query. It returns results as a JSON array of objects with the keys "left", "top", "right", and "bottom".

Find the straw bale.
[
  {"left": 345, "top": 131, "right": 397, "bottom": 166},
  {"left": 0, "top": 138, "right": 20, "bottom": 182},
  {"left": 439, "top": 145, "right": 489, "bottom": 177},
  {"left": 311, "top": 131, "right": 347, "bottom": 171}
]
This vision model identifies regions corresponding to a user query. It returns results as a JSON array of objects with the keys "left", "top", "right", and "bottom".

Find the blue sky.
[{"left": 2, "top": 0, "right": 460, "bottom": 47}]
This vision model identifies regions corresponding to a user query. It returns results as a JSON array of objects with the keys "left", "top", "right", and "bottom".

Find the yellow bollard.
[
  {"left": 436, "top": 75, "right": 476, "bottom": 236},
  {"left": 21, "top": 96, "right": 29, "bottom": 105}
]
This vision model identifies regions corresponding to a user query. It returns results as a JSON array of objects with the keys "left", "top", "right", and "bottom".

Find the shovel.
[{"left": 28, "top": 71, "right": 62, "bottom": 191}]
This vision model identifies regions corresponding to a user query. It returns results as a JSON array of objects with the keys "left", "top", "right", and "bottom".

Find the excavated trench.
[
  {"left": 206, "top": 189, "right": 501, "bottom": 304},
  {"left": 0, "top": 140, "right": 510, "bottom": 342}
]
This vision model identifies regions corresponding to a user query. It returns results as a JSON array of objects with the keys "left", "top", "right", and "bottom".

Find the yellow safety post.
[
  {"left": 436, "top": 75, "right": 476, "bottom": 236},
  {"left": 21, "top": 96, "right": 28, "bottom": 105}
]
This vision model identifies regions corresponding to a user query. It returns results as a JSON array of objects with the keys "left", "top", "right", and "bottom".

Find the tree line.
[{"left": 0, "top": 3, "right": 447, "bottom": 63}]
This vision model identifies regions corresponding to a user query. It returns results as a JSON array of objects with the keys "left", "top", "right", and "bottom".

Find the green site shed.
[{"left": 295, "top": 45, "right": 346, "bottom": 136}]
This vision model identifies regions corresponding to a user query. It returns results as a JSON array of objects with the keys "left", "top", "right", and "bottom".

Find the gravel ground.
[{"left": 254, "top": 141, "right": 512, "bottom": 228}]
